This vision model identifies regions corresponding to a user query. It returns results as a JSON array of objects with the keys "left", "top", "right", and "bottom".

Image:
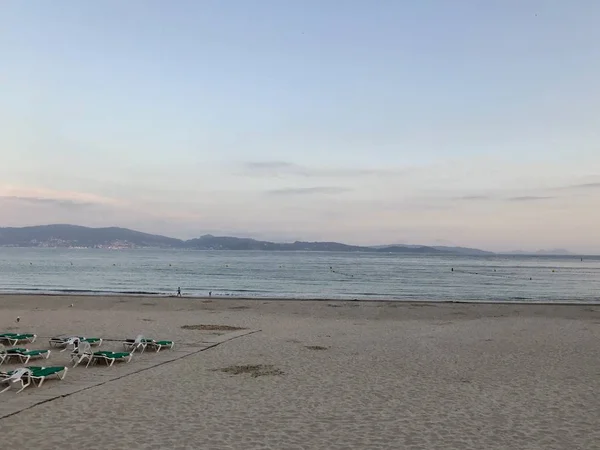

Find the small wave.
[
  {"left": 219, "top": 288, "right": 265, "bottom": 293},
  {"left": 0, "top": 288, "right": 164, "bottom": 296}
]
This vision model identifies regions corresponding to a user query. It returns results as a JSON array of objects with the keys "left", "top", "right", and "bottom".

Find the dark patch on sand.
[
  {"left": 229, "top": 305, "right": 251, "bottom": 310},
  {"left": 305, "top": 345, "right": 328, "bottom": 351},
  {"left": 181, "top": 324, "right": 246, "bottom": 331},
  {"left": 141, "top": 302, "right": 157, "bottom": 306},
  {"left": 214, "top": 364, "right": 284, "bottom": 377}
]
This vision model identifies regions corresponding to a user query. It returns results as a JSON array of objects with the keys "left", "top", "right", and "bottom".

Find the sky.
[{"left": 1, "top": 1, "right": 599, "bottom": 253}]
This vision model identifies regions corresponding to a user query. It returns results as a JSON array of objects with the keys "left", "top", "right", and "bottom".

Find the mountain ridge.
[
  {"left": 0, "top": 224, "right": 490, "bottom": 254},
  {"left": 0, "top": 224, "right": 581, "bottom": 255}
]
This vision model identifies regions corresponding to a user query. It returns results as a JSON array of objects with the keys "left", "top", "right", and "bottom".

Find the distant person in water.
[{"left": 177, "top": 287, "right": 182, "bottom": 297}]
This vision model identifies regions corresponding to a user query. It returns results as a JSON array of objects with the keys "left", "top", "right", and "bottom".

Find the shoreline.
[{"left": 0, "top": 291, "right": 599, "bottom": 306}]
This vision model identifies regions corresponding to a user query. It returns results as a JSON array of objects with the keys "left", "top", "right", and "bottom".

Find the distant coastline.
[{"left": 0, "top": 224, "right": 580, "bottom": 256}]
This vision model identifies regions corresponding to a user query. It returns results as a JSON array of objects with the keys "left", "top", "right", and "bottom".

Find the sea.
[{"left": 0, "top": 248, "right": 599, "bottom": 304}]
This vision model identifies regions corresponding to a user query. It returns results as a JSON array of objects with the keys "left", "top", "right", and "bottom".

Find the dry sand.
[{"left": 0, "top": 295, "right": 599, "bottom": 450}]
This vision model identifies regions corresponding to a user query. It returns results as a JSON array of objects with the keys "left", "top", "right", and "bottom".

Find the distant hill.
[
  {"left": 0, "top": 224, "right": 492, "bottom": 255},
  {"left": 186, "top": 235, "right": 368, "bottom": 252},
  {"left": 369, "top": 243, "right": 494, "bottom": 256},
  {"left": 0, "top": 224, "right": 184, "bottom": 249},
  {"left": 431, "top": 245, "right": 494, "bottom": 256},
  {"left": 502, "top": 249, "right": 575, "bottom": 256}
]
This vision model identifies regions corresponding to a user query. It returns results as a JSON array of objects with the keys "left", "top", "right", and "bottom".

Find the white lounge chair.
[
  {"left": 0, "top": 344, "right": 7, "bottom": 366},
  {"left": 122, "top": 334, "right": 147, "bottom": 353},
  {"left": 0, "top": 367, "right": 32, "bottom": 393},
  {"left": 70, "top": 340, "right": 94, "bottom": 368}
]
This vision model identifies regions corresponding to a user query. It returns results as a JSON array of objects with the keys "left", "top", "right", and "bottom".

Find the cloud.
[
  {"left": 0, "top": 196, "right": 95, "bottom": 209},
  {"left": 455, "top": 195, "right": 492, "bottom": 201},
  {"left": 266, "top": 186, "right": 352, "bottom": 195},
  {"left": 0, "top": 185, "right": 124, "bottom": 206},
  {"left": 239, "top": 161, "right": 401, "bottom": 178},
  {"left": 562, "top": 182, "right": 600, "bottom": 190},
  {"left": 507, "top": 196, "right": 555, "bottom": 202},
  {"left": 244, "top": 161, "right": 297, "bottom": 170}
]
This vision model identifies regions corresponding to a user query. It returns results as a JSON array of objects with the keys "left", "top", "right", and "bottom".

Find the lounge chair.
[
  {"left": 4, "top": 348, "right": 51, "bottom": 364},
  {"left": 145, "top": 339, "right": 175, "bottom": 352},
  {"left": 49, "top": 335, "right": 103, "bottom": 350},
  {"left": 27, "top": 366, "right": 68, "bottom": 387},
  {"left": 70, "top": 341, "right": 93, "bottom": 367},
  {"left": 91, "top": 350, "right": 133, "bottom": 366},
  {"left": 0, "top": 333, "right": 37, "bottom": 346},
  {"left": 122, "top": 334, "right": 148, "bottom": 353},
  {"left": 123, "top": 335, "right": 174, "bottom": 353},
  {"left": 70, "top": 342, "right": 132, "bottom": 367},
  {"left": 0, "top": 367, "right": 31, "bottom": 393},
  {"left": 0, "top": 366, "right": 66, "bottom": 389},
  {"left": 0, "top": 344, "right": 7, "bottom": 366}
]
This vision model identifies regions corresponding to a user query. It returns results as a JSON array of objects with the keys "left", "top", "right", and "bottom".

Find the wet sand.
[{"left": 1, "top": 295, "right": 599, "bottom": 449}]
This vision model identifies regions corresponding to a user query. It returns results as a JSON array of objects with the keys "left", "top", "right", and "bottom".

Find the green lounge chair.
[
  {"left": 49, "top": 335, "right": 103, "bottom": 350},
  {"left": 123, "top": 335, "right": 174, "bottom": 353},
  {"left": 26, "top": 366, "right": 68, "bottom": 387},
  {"left": 91, "top": 350, "right": 132, "bottom": 366},
  {"left": 0, "top": 333, "right": 37, "bottom": 346},
  {"left": 71, "top": 343, "right": 132, "bottom": 368},
  {"left": 4, "top": 348, "right": 51, "bottom": 364},
  {"left": 0, "top": 366, "right": 67, "bottom": 389},
  {"left": 145, "top": 340, "right": 175, "bottom": 352}
]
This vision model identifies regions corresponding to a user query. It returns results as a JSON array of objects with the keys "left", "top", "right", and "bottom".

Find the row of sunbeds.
[{"left": 0, "top": 332, "right": 174, "bottom": 393}]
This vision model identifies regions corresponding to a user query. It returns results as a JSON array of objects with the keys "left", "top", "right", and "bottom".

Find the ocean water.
[{"left": 0, "top": 248, "right": 599, "bottom": 303}]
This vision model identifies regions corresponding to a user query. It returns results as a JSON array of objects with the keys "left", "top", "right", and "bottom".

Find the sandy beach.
[{"left": 0, "top": 295, "right": 599, "bottom": 450}]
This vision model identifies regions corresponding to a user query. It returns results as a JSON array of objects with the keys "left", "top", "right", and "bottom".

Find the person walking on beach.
[{"left": 177, "top": 287, "right": 182, "bottom": 297}]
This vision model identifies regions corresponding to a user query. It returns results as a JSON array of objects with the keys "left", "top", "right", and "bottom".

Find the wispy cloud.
[
  {"left": 243, "top": 161, "right": 296, "bottom": 171},
  {"left": 454, "top": 195, "right": 492, "bottom": 201},
  {"left": 0, "top": 196, "right": 94, "bottom": 209},
  {"left": 507, "top": 196, "right": 555, "bottom": 202},
  {"left": 266, "top": 186, "right": 352, "bottom": 195},
  {"left": 0, "top": 185, "right": 123, "bottom": 206},
  {"left": 561, "top": 182, "right": 600, "bottom": 190},
  {"left": 239, "top": 161, "right": 402, "bottom": 178}
]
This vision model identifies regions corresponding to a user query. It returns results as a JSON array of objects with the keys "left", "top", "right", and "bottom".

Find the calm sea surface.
[{"left": 0, "top": 248, "right": 598, "bottom": 303}]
